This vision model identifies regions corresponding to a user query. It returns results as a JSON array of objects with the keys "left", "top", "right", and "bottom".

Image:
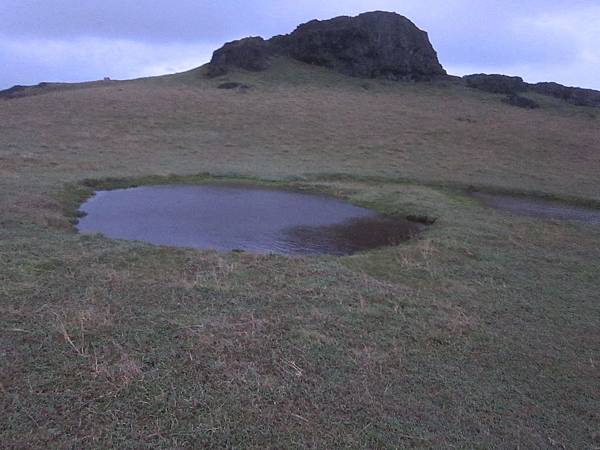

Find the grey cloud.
[
  {"left": 0, "top": 0, "right": 354, "bottom": 42},
  {"left": 1, "top": 0, "right": 590, "bottom": 41}
]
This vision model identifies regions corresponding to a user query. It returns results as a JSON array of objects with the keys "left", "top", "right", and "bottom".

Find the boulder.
[{"left": 206, "top": 11, "right": 446, "bottom": 81}]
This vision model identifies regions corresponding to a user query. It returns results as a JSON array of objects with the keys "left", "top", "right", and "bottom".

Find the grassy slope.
[{"left": 1, "top": 59, "right": 599, "bottom": 448}]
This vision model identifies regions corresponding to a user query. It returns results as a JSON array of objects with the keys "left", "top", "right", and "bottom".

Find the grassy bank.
[{"left": 1, "top": 60, "right": 599, "bottom": 448}]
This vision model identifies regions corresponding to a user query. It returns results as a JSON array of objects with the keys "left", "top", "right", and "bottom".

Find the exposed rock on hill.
[
  {"left": 463, "top": 74, "right": 600, "bottom": 108},
  {"left": 273, "top": 12, "right": 446, "bottom": 80},
  {"left": 530, "top": 82, "right": 600, "bottom": 107},
  {"left": 207, "top": 11, "right": 446, "bottom": 81},
  {"left": 207, "top": 37, "right": 273, "bottom": 77},
  {"left": 463, "top": 74, "right": 527, "bottom": 95}
]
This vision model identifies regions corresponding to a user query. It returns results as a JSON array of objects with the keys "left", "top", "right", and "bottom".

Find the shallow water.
[
  {"left": 77, "top": 185, "right": 419, "bottom": 255},
  {"left": 473, "top": 192, "right": 600, "bottom": 224}
]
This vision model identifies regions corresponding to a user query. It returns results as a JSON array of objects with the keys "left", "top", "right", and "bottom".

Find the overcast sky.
[{"left": 1, "top": 0, "right": 598, "bottom": 90}]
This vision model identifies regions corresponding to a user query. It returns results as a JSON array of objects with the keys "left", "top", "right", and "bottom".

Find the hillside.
[
  {"left": 2, "top": 58, "right": 599, "bottom": 213},
  {"left": 1, "top": 12, "right": 599, "bottom": 449}
]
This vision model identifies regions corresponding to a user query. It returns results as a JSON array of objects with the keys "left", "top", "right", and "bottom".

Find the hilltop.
[
  {"left": 4, "top": 11, "right": 600, "bottom": 109},
  {"left": 1, "top": 51, "right": 598, "bottom": 201},
  {"left": 204, "top": 11, "right": 600, "bottom": 108}
]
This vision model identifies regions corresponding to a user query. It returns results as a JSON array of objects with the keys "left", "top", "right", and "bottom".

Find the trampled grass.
[{"left": 1, "top": 60, "right": 599, "bottom": 448}]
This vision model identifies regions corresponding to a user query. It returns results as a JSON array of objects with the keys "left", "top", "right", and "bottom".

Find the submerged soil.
[{"left": 76, "top": 184, "right": 420, "bottom": 255}]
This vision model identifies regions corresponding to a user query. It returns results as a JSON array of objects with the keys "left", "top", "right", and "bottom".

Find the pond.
[{"left": 76, "top": 185, "right": 421, "bottom": 255}]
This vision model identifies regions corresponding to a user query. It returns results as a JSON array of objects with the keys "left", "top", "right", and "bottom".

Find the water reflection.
[
  {"left": 77, "top": 185, "right": 420, "bottom": 255},
  {"left": 282, "top": 217, "right": 420, "bottom": 255}
]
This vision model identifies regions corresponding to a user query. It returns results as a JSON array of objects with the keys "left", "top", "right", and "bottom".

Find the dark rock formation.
[
  {"left": 272, "top": 12, "right": 446, "bottom": 80},
  {"left": 530, "top": 82, "right": 600, "bottom": 107},
  {"left": 464, "top": 74, "right": 600, "bottom": 108},
  {"left": 463, "top": 74, "right": 527, "bottom": 95},
  {"left": 206, "top": 11, "right": 446, "bottom": 81},
  {"left": 207, "top": 37, "right": 273, "bottom": 77},
  {"left": 503, "top": 94, "right": 540, "bottom": 109}
]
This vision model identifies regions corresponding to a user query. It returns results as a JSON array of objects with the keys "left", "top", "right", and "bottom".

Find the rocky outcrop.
[
  {"left": 463, "top": 74, "right": 527, "bottom": 95},
  {"left": 464, "top": 74, "right": 600, "bottom": 108},
  {"left": 207, "top": 11, "right": 446, "bottom": 81},
  {"left": 207, "top": 37, "right": 273, "bottom": 77},
  {"left": 272, "top": 12, "right": 446, "bottom": 80},
  {"left": 529, "top": 82, "right": 600, "bottom": 107}
]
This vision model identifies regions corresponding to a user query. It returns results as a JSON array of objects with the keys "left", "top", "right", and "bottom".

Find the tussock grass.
[{"left": 1, "top": 60, "right": 599, "bottom": 448}]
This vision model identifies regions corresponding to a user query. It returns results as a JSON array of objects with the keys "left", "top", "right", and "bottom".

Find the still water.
[
  {"left": 473, "top": 192, "right": 600, "bottom": 224},
  {"left": 77, "top": 185, "right": 419, "bottom": 255}
]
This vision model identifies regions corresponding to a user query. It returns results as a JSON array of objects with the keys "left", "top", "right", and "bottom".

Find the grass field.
[{"left": 1, "top": 59, "right": 599, "bottom": 448}]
